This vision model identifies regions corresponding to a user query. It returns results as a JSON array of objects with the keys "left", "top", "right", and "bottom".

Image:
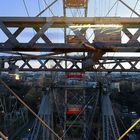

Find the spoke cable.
[
  {"left": 22, "top": 0, "right": 30, "bottom": 16},
  {"left": 61, "top": 93, "right": 97, "bottom": 138},
  {"left": 0, "top": 79, "right": 62, "bottom": 140}
]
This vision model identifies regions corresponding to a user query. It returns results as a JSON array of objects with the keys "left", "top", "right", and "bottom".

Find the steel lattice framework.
[
  {"left": 0, "top": 17, "right": 140, "bottom": 52},
  {"left": 1, "top": 1, "right": 140, "bottom": 140},
  {"left": 0, "top": 17, "right": 140, "bottom": 72},
  {"left": 0, "top": 56, "right": 140, "bottom": 72}
]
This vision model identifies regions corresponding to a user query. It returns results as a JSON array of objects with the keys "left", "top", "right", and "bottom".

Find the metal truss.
[
  {"left": 0, "top": 17, "right": 140, "bottom": 72},
  {"left": 0, "top": 56, "right": 140, "bottom": 72},
  {"left": 102, "top": 94, "right": 120, "bottom": 140},
  {"left": 1, "top": 17, "right": 140, "bottom": 27},
  {"left": 0, "top": 17, "right": 140, "bottom": 53},
  {"left": 64, "top": 87, "right": 87, "bottom": 140},
  {"left": 30, "top": 94, "right": 51, "bottom": 140}
]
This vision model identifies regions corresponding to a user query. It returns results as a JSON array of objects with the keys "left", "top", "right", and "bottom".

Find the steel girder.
[
  {"left": 102, "top": 94, "right": 120, "bottom": 140},
  {"left": 0, "top": 17, "right": 140, "bottom": 53},
  {"left": 0, "top": 17, "right": 140, "bottom": 72},
  {"left": 1, "top": 17, "right": 140, "bottom": 27},
  {"left": 0, "top": 56, "right": 140, "bottom": 72}
]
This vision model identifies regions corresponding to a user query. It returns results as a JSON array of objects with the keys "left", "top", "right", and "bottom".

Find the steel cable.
[{"left": 0, "top": 78, "right": 62, "bottom": 140}]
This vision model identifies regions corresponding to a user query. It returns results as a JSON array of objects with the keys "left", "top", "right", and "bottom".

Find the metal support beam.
[
  {"left": 0, "top": 17, "right": 140, "bottom": 55},
  {"left": 30, "top": 94, "right": 51, "bottom": 140},
  {"left": 1, "top": 56, "right": 140, "bottom": 72},
  {"left": 102, "top": 94, "right": 120, "bottom": 140},
  {"left": 0, "top": 17, "right": 140, "bottom": 72},
  {"left": 28, "top": 22, "right": 53, "bottom": 46},
  {"left": 0, "top": 131, "right": 8, "bottom": 140},
  {"left": 0, "top": 17, "right": 140, "bottom": 53},
  {"left": 119, "top": 0, "right": 140, "bottom": 17},
  {"left": 1, "top": 17, "right": 140, "bottom": 27},
  {"left": 36, "top": 0, "right": 58, "bottom": 17},
  {"left": 0, "top": 43, "right": 140, "bottom": 52}
]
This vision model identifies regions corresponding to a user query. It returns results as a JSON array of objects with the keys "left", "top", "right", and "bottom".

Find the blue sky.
[
  {"left": 0, "top": 0, "right": 63, "bottom": 17},
  {"left": 0, "top": 0, "right": 140, "bottom": 17}
]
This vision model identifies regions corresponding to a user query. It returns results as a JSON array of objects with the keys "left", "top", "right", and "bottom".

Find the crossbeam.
[
  {"left": 0, "top": 17, "right": 140, "bottom": 53},
  {"left": 0, "top": 56, "right": 140, "bottom": 72},
  {"left": 1, "top": 17, "right": 140, "bottom": 27},
  {"left": 0, "top": 17, "right": 140, "bottom": 72},
  {"left": 0, "top": 43, "right": 140, "bottom": 52}
]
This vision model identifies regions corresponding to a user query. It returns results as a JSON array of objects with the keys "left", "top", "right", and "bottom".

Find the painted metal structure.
[{"left": 0, "top": 0, "right": 140, "bottom": 140}]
